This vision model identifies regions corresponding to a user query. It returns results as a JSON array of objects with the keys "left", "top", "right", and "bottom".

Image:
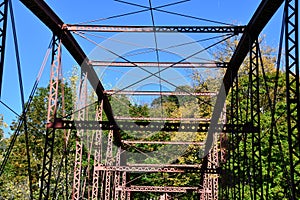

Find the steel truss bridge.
[{"left": 0, "top": 0, "right": 299, "bottom": 199}]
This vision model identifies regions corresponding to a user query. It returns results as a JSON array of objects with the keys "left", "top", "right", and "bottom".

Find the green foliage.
[
  {"left": 0, "top": 83, "right": 75, "bottom": 199},
  {"left": 222, "top": 37, "right": 293, "bottom": 199}
]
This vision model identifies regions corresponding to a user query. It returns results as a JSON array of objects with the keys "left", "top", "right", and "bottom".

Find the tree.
[{"left": 0, "top": 83, "right": 75, "bottom": 199}]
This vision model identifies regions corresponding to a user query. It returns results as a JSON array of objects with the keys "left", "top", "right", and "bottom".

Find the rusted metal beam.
[
  {"left": 122, "top": 140, "right": 204, "bottom": 145},
  {"left": 19, "top": 0, "right": 121, "bottom": 145},
  {"left": 48, "top": 120, "right": 211, "bottom": 132},
  {"left": 95, "top": 165, "right": 184, "bottom": 173},
  {"left": 116, "top": 186, "right": 207, "bottom": 193},
  {"left": 115, "top": 116, "right": 210, "bottom": 122},
  {"left": 90, "top": 61, "right": 228, "bottom": 68},
  {"left": 127, "top": 164, "right": 202, "bottom": 168},
  {"left": 64, "top": 24, "right": 245, "bottom": 33},
  {"left": 47, "top": 119, "right": 256, "bottom": 133},
  {"left": 105, "top": 90, "right": 217, "bottom": 96},
  {"left": 94, "top": 165, "right": 219, "bottom": 173}
]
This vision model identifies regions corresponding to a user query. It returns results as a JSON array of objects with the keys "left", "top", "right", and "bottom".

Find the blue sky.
[{"left": 0, "top": 0, "right": 285, "bottom": 136}]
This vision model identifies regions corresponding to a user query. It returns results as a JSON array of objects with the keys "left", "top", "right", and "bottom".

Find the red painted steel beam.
[
  {"left": 116, "top": 185, "right": 206, "bottom": 193},
  {"left": 65, "top": 24, "right": 245, "bottom": 33},
  {"left": 89, "top": 61, "right": 228, "bottom": 68},
  {"left": 104, "top": 90, "right": 217, "bottom": 96},
  {"left": 95, "top": 165, "right": 187, "bottom": 172},
  {"left": 115, "top": 116, "right": 210, "bottom": 122},
  {"left": 127, "top": 164, "right": 202, "bottom": 168},
  {"left": 19, "top": 0, "right": 121, "bottom": 145},
  {"left": 94, "top": 165, "right": 219, "bottom": 173},
  {"left": 122, "top": 140, "right": 204, "bottom": 145}
]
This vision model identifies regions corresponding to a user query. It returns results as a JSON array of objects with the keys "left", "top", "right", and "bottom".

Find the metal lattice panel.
[
  {"left": 72, "top": 74, "right": 88, "bottom": 200},
  {"left": 91, "top": 103, "right": 103, "bottom": 200},
  {"left": 249, "top": 39, "right": 263, "bottom": 200},
  {"left": 285, "top": 0, "right": 300, "bottom": 199},
  {"left": 94, "top": 165, "right": 219, "bottom": 173},
  {"left": 65, "top": 24, "right": 245, "bottom": 33},
  {"left": 39, "top": 36, "right": 62, "bottom": 200},
  {"left": 117, "top": 186, "right": 207, "bottom": 193}
]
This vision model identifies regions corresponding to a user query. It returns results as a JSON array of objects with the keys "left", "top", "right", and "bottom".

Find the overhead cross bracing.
[
  {"left": 0, "top": 0, "right": 298, "bottom": 199},
  {"left": 89, "top": 61, "right": 229, "bottom": 68},
  {"left": 64, "top": 24, "right": 245, "bottom": 34},
  {"left": 104, "top": 90, "right": 218, "bottom": 96}
]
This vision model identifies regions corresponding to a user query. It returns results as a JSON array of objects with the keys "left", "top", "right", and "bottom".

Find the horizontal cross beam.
[
  {"left": 90, "top": 61, "right": 228, "bottom": 68},
  {"left": 94, "top": 165, "right": 219, "bottom": 173},
  {"left": 116, "top": 185, "right": 208, "bottom": 193},
  {"left": 122, "top": 140, "right": 204, "bottom": 145},
  {"left": 127, "top": 164, "right": 202, "bottom": 168},
  {"left": 115, "top": 116, "right": 210, "bottom": 122},
  {"left": 47, "top": 119, "right": 258, "bottom": 133},
  {"left": 104, "top": 90, "right": 217, "bottom": 96},
  {"left": 64, "top": 24, "right": 245, "bottom": 34},
  {"left": 95, "top": 165, "right": 185, "bottom": 173}
]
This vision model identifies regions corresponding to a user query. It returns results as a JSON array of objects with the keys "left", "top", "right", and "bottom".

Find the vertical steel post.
[
  {"left": 218, "top": 106, "right": 226, "bottom": 200},
  {"left": 127, "top": 191, "right": 131, "bottom": 200},
  {"left": 72, "top": 73, "right": 88, "bottom": 200},
  {"left": 219, "top": 131, "right": 227, "bottom": 200},
  {"left": 231, "top": 74, "right": 242, "bottom": 200},
  {"left": 241, "top": 114, "right": 249, "bottom": 199},
  {"left": 200, "top": 156, "right": 209, "bottom": 200},
  {"left": 249, "top": 39, "right": 263, "bottom": 200},
  {"left": 92, "top": 102, "right": 103, "bottom": 200},
  {"left": 52, "top": 63, "right": 67, "bottom": 199},
  {"left": 230, "top": 75, "right": 238, "bottom": 200},
  {"left": 81, "top": 78, "right": 91, "bottom": 198},
  {"left": 220, "top": 74, "right": 238, "bottom": 200},
  {"left": 219, "top": 132, "right": 228, "bottom": 200},
  {"left": 120, "top": 150, "right": 127, "bottom": 200},
  {"left": 285, "top": 0, "right": 300, "bottom": 199},
  {"left": 121, "top": 171, "right": 127, "bottom": 200},
  {"left": 114, "top": 147, "right": 122, "bottom": 199},
  {"left": 104, "top": 130, "right": 114, "bottom": 200},
  {"left": 211, "top": 136, "right": 219, "bottom": 200},
  {"left": 200, "top": 135, "right": 219, "bottom": 200},
  {"left": 39, "top": 35, "right": 62, "bottom": 200},
  {"left": 205, "top": 151, "right": 213, "bottom": 200}
]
